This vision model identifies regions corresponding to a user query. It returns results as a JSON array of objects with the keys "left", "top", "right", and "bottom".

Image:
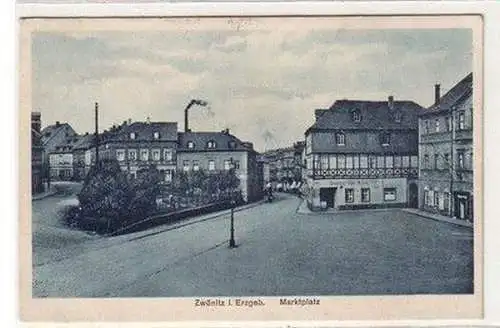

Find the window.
[
  {"left": 321, "top": 155, "right": 329, "bottom": 170},
  {"left": 224, "top": 160, "right": 231, "bottom": 171},
  {"left": 183, "top": 160, "right": 190, "bottom": 172},
  {"left": 434, "top": 154, "right": 439, "bottom": 169},
  {"left": 361, "top": 188, "right": 370, "bottom": 202},
  {"left": 458, "top": 112, "right": 465, "bottom": 130},
  {"left": 140, "top": 149, "right": 149, "bottom": 161},
  {"left": 129, "top": 132, "right": 136, "bottom": 140},
  {"left": 423, "top": 155, "right": 429, "bottom": 169},
  {"left": 394, "top": 111, "right": 402, "bottom": 123},
  {"left": 402, "top": 156, "right": 410, "bottom": 168},
  {"left": 394, "top": 156, "right": 401, "bottom": 168},
  {"left": 424, "top": 120, "right": 429, "bottom": 134},
  {"left": 411, "top": 156, "right": 418, "bottom": 168},
  {"left": 187, "top": 141, "right": 195, "bottom": 149},
  {"left": 116, "top": 149, "right": 125, "bottom": 162},
  {"left": 164, "top": 149, "right": 173, "bottom": 162},
  {"left": 335, "top": 132, "right": 345, "bottom": 146},
  {"left": 353, "top": 156, "right": 359, "bottom": 169},
  {"left": 444, "top": 153, "right": 450, "bottom": 168},
  {"left": 446, "top": 116, "right": 452, "bottom": 131},
  {"left": 424, "top": 190, "right": 430, "bottom": 205},
  {"left": 435, "top": 119, "right": 440, "bottom": 133},
  {"left": 383, "top": 188, "right": 397, "bottom": 201},
  {"left": 329, "top": 154, "right": 337, "bottom": 169},
  {"left": 360, "top": 155, "right": 368, "bottom": 168},
  {"left": 164, "top": 169, "right": 172, "bottom": 183},
  {"left": 385, "top": 156, "right": 393, "bottom": 168},
  {"left": 208, "top": 160, "right": 216, "bottom": 171},
  {"left": 228, "top": 141, "right": 236, "bottom": 149},
  {"left": 443, "top": 192, "right": 450, "bottom": 211},
  {"left": 153, "top": 132, "right": 160, "bottom": 140},
  {"left": 313, "top": 154, "right": 320, "bottom": 169},
  {"left": 352, "top": 110, "right": 361, "bottom": 122},
  {"left": 128, "top": 149, "right": 137, "bottom": 161},
  {"left": 234, "top": 160, "right": 240, "bottom": 169},
  {"left": 346, "top": 155, "right": 353, "bottom": 168},
  {"left": 434, "top": 192, "right": 440, "bottom": 208},
  {"left": 438, "top": 193, "right": 445, "bottom": 211},
  {"left": 382, "top": 133, "right": 391, "bottom": 146},
  {"left": 458, "top": 152, "right": 465, "bottom": 169},
  {"left": 152, "top": 149, "right": 160, "bottom": 161},
  {"left": 345, "top": 189, "right": 354, "bottom": 203},
  {"left": 193, "top": 160, "right": 200, "bottom": 171},
  {"left": 337, "top": 155, "right": 346, "bottom": 169},
  {"left": 369, "top": 156, "right": 377, "bottom": 168},
  {"left": 207, "top": 140, "right": 217, "bottom": 149},
  {"left": 377, "top": 156, "right": 385, "bottom": 168}
]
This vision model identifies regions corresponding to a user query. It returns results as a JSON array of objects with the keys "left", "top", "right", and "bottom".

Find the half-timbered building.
[{"left": 304, "top": 97, "right": 423, "bottom": 211}]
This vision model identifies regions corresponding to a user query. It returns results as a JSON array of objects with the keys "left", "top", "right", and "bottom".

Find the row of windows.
[
  {"left": 350, "top": 110, "right": 402, "bottom": 123},
  {"left": 422, "top": 112, "right": 468, "bottom": 135},
  {"left": 129, "top": 131, "right": 161, "bottom": 140},
  {"left": 332, "top": 132, "right": 391, "bottom": 146},
  {"left": 116, "top": 148, "right": 174, "bottom": 162},
  {"left": 186, "top": 140, "right": 237, "bottom": 150},
  {"left": 422, "top": 151, "right": 471, "bottom": 170},
  {"left": 182, "top": 159, "right": 241, "bottom": 172},
  {"left": 344, "top": 187, "right": 397, "bottom": 203},
  {"left": 309, "top": 154, "right": 418, "bottom": 170}
]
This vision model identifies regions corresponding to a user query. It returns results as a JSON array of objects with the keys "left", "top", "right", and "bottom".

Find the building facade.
[
  {"left": 176, "top": 129, "right": 263, "bottom": 202},
  {"left": 48, "top": 136, "right": 81, "bottom": 180},
  {"left": 98, "top": 121, "right": 179, "bottom": 183},
  {"left": 41, "top": 121, "right": 78, "bottom": 182},
  {"left": 262, "top": 140, "right": 305, "bottom": 189},
  {"left": 304, "top": 97, "right": 423, "bottom": 211},
  {"left": 31, "top": 112, "right": 44, "bottom": 194},
  {"left": 418, "top": 73, "right": 473, "bottom": 221}
]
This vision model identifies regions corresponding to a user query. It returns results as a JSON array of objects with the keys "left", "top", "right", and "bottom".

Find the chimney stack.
[
  {"left": 388, "top": 96, "right": 394, "bottom": 109},
  {"left": 31, "top": 112, "right": 41, "bottom": 134},
  {"left": 434, "top": 84, "right": 441, "bottom": 105},
  {"left": 56, "top": 121, "right": 60, "bottom": 127}
]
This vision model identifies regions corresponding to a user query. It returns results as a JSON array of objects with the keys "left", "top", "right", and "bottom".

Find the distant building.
[
  {"left": 31, "top": 112, "right": 44, "bottom": 194},
  {"left": 98, "top": 121, "right": 179, "bottom": 183},
  {"left": 41, "top": 121, "right": 78, "bottom": 181},
  {"left": 262, "top": 141, "right": 306, "bottom": 189},
  {"left": 304, "top": 97, "right": 423, "bottom": 211},
  {"left": 48, "top": 135, "right": 81, "bottom": 180},
  {"left": 176, "top": 129, "right": 263, "bottom": 202},
  {"left": 72, "top": 133, "right": 95, "bottom": 181},
  {"left": 418, "top": 73, "right": 473, "bottom": 221}
]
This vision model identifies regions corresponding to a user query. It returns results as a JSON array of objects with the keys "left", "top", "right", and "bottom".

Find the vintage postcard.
[{"left": 19, "top": 14, "right": 483, "bottom": 322}]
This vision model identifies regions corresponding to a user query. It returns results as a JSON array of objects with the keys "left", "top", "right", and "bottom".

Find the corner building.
[{"left": 304, "top": 97, "right": 423, "bottom": 211}]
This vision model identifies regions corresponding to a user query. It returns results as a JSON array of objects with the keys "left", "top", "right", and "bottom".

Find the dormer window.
[
  {"left": 207, "top": 140, "right": 217, "bottom": 149},
  {"left": 153, "top": 131, "right": 160, "bottom": 139},
  {"left": 352, "top": 110, "right": 361, "bottom": 122},
  {"left": 187, "top": 141, "right": 195, "bottom": 149},
  {"left": 335, "top": 132, "right": 345, "bottom": 146},
  {"left": 394, "top": 111, "right": 402, "bottom": 123},
  {"left": 382, "top": 132, "right": 391, "bottom": 146},
  {"left": 228, "top": 140, "right": 237, "bottom": 149},
  {"left": 130, "top": 132, "right": 136, "bottom": 140}
]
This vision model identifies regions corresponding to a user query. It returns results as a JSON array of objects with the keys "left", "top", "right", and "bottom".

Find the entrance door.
[
  {"left": 459, "top": 201, "right": 466, "bottom": 219},
  {"left": 319, "top": 188, "right": 336, "bottom": 208},
  {"left": 454, "top": 193, "right": 469, "bottom": 220},
  {"left": 408, "top": 183, "right": 418, "bottom": 208}
]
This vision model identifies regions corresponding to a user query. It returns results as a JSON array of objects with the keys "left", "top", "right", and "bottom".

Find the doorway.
[
  {"left": 408, "top": 183, "right": 418, "bottom": 208},
  {"left": 454, "top": 193, "right": 470, "bottom": 220},
  {"left": 319, "top": 187, "right": 336, "bottom": 209}
]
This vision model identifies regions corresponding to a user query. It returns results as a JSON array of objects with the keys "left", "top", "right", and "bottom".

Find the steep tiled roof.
[
  {"left": 110, "top": 122, "right": 178, "bottom": 142},
  {"left": 420, "top": 73, "right": 473, "bottom": 116},
  {"left": 72, "top": 133, "right": 96, "bottom": 151},
  {"left": 178, "top": 131, "right": 253, "bottom": 152},
  {"left": 41, "top": 123, "right": 75, "bottom": 145},
  {"left": 307, "top": 99, "right": 423, "bottom": 133},
  {"left": 50, "top": 135, "right": 82, "bottom": 153}
]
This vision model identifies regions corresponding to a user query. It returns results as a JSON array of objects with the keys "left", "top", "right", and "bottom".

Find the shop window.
[
  {"left": 345, "top": 189, "right": 354, "bottom": 203},
  {"left": 383, "top": 188, "right": 396, "bottom": 201},
  {"left": 361, "top": 188, "right": 370, "bottom": 202}
]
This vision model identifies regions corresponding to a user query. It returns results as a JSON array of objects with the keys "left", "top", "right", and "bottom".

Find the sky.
[{"left": 32, "top": 26, "right": 473, "bottom": 152}]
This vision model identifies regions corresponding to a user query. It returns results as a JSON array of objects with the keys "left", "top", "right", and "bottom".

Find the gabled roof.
[
  {"left": 178, "top": 131, "right": 253, "bottom": 152},
  {"left": 420, "top": 73, "right": 473, "bottom": 117},
  {"left": 50, "top": 135, "right": 82, "bottom": 154},
  {"left": 41, "top": 122, "right": 76, "bottom": 146},
  {"left": 307, "top": 99, "right": 423, "bottom": 133},
  {"left": 110, "top": 122, "right": 178, "bottom": 142},
  {"left": 72, "top": 133, "right": 95, "bottom": 151}
]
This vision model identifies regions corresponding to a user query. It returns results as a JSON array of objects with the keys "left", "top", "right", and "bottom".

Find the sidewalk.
[
  {"left": 32, "top": 189, "right": 57, "bottom": 201},
  {"left": 402, "top": 208, "right": 473, "bottom": 228}
]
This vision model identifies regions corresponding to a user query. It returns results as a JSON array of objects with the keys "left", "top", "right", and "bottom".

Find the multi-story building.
[
  {"left": 72, "top": 133, "right": 95, "bottom": 181},
  {"left": 176, "top": 129, "right": 263, "bottom": 202},
  {"left": 31, "top": 112, "right": 44, "bottom": 194},
  {"left": 304, "top": 97, "right": 423, "bottom": 211},
  {"left": 48, "top": 135, "right": 81, "bottom": 180},
  {"left": 98, "top": 120, "right": 179, "bottom": 183},
  {"left": 41, "top": 121, "right": 78, "bottom": 181},
  {"left": 418, "top": 73, "right": 473, "bottom": 221}
]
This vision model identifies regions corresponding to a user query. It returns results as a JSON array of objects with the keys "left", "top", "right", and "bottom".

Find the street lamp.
[
  {"left": 184, "top": 99, "right": 208, "bottom": 132},
  {"left": 229, "top": 157, "right": 237, "bottom": 248}
]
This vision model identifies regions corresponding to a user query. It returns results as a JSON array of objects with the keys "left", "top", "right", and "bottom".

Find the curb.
[{"left": 402, "top": 209, "right": 473, "bottom": 228}]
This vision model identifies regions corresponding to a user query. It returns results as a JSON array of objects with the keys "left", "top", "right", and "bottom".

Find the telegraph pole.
[{"left": 95, "top": 102, "right": 99, "bottom": 168}]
